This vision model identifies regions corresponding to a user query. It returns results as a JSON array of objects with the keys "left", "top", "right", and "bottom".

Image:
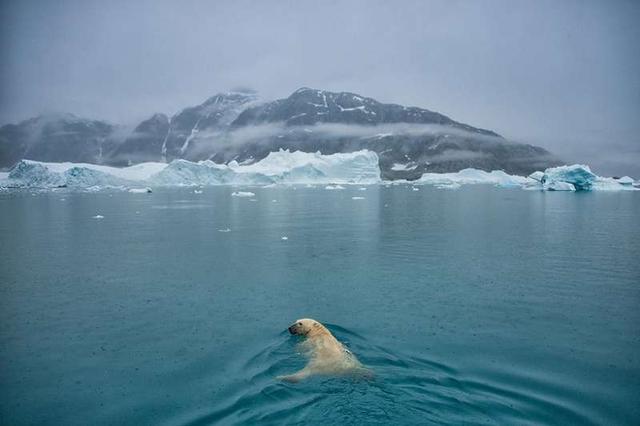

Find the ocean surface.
[{"left": 1, "top": 185, "right": 639, "bottom": 425}]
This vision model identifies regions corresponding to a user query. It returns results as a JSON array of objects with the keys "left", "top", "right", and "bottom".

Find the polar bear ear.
[{"left": 312, "top": 322, "right": 321, "bottom": 328}]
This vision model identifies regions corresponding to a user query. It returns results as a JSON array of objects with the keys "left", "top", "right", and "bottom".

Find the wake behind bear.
[{"left": 277, "top": 318, "right": 371, "bottom": 383}]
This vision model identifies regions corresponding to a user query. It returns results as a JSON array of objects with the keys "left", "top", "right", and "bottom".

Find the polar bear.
[{"left": 277, "top": 318, "right": 369, "bottom": 383}]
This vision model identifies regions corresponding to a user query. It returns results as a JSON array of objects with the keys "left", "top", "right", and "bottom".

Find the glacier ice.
[
  {"left": 1, "top": 153, "right": 636, "bottom": 193},
  {"left": 541, "top": 165, "right": 596, "bottom": 191},
  {"left": 617, "top": 176, "right": 634, "bottom": 185},
  {"left": 543, "top": 181, "right": 575, "bottom": 191},
  {"left": 528, "top": 171, "right": 544, "bottom": 182},
  {"left": 128, "top": 187, "right": 152, "bottom": 193},
  {"left": 416, "top": 168, "right": 529, "bottom": 187},
  {"left": 0, "top": 150, "right": 380, "bottom": 189},
  {"left": 4, "top": 160, "right": 165, "bottom": 189},
  {"left": 231, "top": 191, "right": 255, "bottom": 197}
]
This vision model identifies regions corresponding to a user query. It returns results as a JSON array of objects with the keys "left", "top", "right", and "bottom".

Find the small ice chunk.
[
  {"left": 543, "top": 181, "right": 575, "bottom": 191},
  {"left": 129, "top": 187, "right": 152, "bottom": 193},
  {"left": 617, "top": 176, "right": 634, "bottom": 185},
  {"left": 194, "top": 189, "right": 203, "bottom": 194},
  {"left": 435, "top": 183, "right": 461, "bottom": 190},
  {"left": 412, "top": 187, "right": 419, "bottom": 191},
  {"left": 231, "top": 191, "right": 255, "bottom": 197},
  {"left": 281, "top": 236, "right": 288, "bottom": 240},
  {"left": 325, "top": 185, "right": 345, "bottom": 190},
  {"left": 218, "top": 228, "right": 231, "bottom": 232},
  {"left": 92, "top": 215, "right": 104, "bottom": 219},
  {"left": 358, "top": 187, "right": 367, "bottom": 191},
  {"left": 352, "top": 196, "right": 365, "bottom": 200}
]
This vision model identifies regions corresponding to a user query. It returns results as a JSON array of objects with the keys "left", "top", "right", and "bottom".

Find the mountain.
[
  {"left": 225, "top": 88, "right": 557, "bottom": 178},
  {"left": 0, "top": 88, "right": 560, "bottom": 178},
  {"left": 0, "top": 113, "right": 119, "bottom": 168}
]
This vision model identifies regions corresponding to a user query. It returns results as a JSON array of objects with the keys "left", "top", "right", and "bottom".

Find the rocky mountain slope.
[{"left": 0, "top": 88, "right": 560, "bottom": 179}]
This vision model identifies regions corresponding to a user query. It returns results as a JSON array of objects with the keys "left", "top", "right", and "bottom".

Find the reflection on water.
[{"left": 0, "top": 186, "right": 639, "bottom": 425}]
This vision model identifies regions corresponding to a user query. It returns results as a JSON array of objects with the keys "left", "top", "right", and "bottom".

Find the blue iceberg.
[{"left": 541, "top": 165, "right": 597, "bottom": 191}]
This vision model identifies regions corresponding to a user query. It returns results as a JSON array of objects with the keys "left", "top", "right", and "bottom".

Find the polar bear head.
[{"left": 288, "top": 318, "right": 325, "bottom": 337}]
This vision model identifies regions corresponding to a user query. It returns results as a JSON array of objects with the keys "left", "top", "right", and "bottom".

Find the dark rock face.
[
  {"left": 0, "top": 88, "right": 561, "bottom": 178},
  {"left": 111, "top": 113, "right": 169, "bottom": 166},
  {"left": 161, "top": 90, "right": 259, "bottom": 161},
  {"left": 226, "top": 88, "right": 557, "bottom": 179},
  {"left": 233, "top": 87, "right": 498, "bottom": 137},
  {"left": 0, "top": 114, "right": 117, "bottom": 168}
]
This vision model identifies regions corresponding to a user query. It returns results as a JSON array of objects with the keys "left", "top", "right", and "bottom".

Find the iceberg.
[
  {"left": 4, "top": 160, "right": 166, "bottom": 189},
  {"left": 541, "top": 165, "right": 596, "bottom": 191},
  {"left": 226, "top": 149, "right": 380, "bottom": 184},
  {"left": 1, "top": 154, "right": 636, "bottom": 194},
  {"left": 416, "top": 168, "right": 529, "bottom": 187},
  {"left": 543, "top": 181, "right": 575, "bottom": 191},
  {"left": 129, "top": 187, "right": 152, "bottom": 193},
  {"left": 0, "top": 149, "right": 380, "bottom": 189},
  {"left": 528, "top": 171, "right": 544, "bottom": 182},
  {"left": 617, "top": 176, "right": 634, "bottom": 185},
  {"left": 231, "top": 191, "right": 255, "bottom": 197}
]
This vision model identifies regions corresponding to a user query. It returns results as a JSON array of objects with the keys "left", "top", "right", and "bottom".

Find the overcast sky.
[{"left": 1, "top": 0, "right": 639, "bottom": 175}]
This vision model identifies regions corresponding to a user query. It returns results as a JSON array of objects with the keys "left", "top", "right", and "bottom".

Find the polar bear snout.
[{"left": 288, "top": 322, "right": 303, "bottom": 335}]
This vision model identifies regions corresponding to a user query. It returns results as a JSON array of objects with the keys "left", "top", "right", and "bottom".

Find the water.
[{"left": 1, "top": 186, "right": 639, "bottom": 425}]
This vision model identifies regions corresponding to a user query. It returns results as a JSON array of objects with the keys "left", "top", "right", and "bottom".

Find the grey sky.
[{"left": 1, "top": 0, "right": 639, "bottom": 176}]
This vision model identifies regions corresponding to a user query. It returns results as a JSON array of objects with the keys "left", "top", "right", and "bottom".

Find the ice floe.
[
  {"left": 128, "top": 187, "right": 152, "bottom": 193},
  {"left": 0, "top": 153, "right": 636, "bottom": 193},
  {"left": 231, "top": 191, "right": 255, "bottom": 197},
  {"left": 0, "top": 149, "right": 379, "bottom": 189}
]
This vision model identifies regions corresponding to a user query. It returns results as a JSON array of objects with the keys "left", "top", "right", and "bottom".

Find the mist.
[{"left": 1, "top": 0, "right": 639, "bottom": 176}]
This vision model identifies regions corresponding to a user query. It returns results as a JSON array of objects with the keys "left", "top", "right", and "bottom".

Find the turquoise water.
[{"left": 1, "top": 186, "right": 639, "bottom": 425}]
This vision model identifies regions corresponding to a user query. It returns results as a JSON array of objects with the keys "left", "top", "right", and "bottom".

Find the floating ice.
[
  {"left": 435, "top": 182, "right": 461, "bottom": 190},
  {"left": 92, "top": 215, "right": 104, "bottom": 219},
  {"left": 591, "top": 177, "right": 639, "bottom": 191},
  {"left": 352, "top": 196, "right": 365, "bottom": 200},
  {"left": 128, "top": 187, "right": 152, "bottom": 193},
  {"left": 225, "top": 149, "right": 380, "bottom": 184},
  {"left": 4, "top": 160, "right": 165, "bottom": 189},
  {"left": 391, "top": 162, "right": 418, "bottom": 171},
  {"left": 1, "top": 150, "right": 379, "bottom": 189},
  {"left": 281, "top": 236, "right": 288, "bottom": 240},
  {"left": 528, "top": 171, "right": 544, "bottom": 182},
  {"left": 231, "top": 191, "right": 255, "bottom": 197},
  {"left": 617, "top": 176, "right": 634, "bottom": 185},
  {"left": 412, "top": 187, "right": 419, "bottom": 191},
  {"left": 541, "top": 165, "right": 596, "bottom": 191},
  {"left": 417, "top": 168, "right": 528, "bottom": 187},
  {"left": 218, "top": 228, "right": 231, "bottom": 233},
  {"left": 543, "top": 181, "right": 575, "bottom": 191},
  {"left": 2, "top": 155, "right": 636, "bottom": 193}
]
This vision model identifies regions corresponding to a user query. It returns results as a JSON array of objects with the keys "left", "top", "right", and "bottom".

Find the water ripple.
[{"left": 178, "top": 324, "right": 597, "bottom": 425}]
